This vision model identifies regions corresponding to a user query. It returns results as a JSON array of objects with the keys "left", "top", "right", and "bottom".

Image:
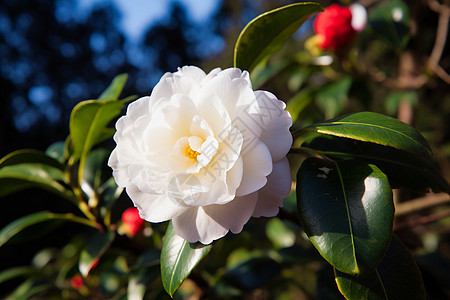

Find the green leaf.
[
  {"left": 368, "top": 0, "right": 411, "bottom": 50},
  {"left": 0, "top": 163, "right": 74, "bottom": 200},
  {"left": 98, "top": 73, "right": 128, "bottom": 101},
  {"left": 160, "top": 221, "right": 212, "bottom": 297},
  {"left": 286, "top": 86, "right": 316, "bottom": 124},
  {"left": 234, "top": 2, "right": 322, "bottom": 71},
  {"left": 82, "top": 149, "right": 113, "bottom": 199},
  {"left": 385, "top": 90, "right": 418, "bottom": 115},
  {"left": 70, "top": 99, "right": 124, "bottom": 161},
  {"left": 6, "top": 279, "right": 51, "bottom": 300},
  {"left": 0, "top": 266, "right": 38, "bottom": 284},
  {"left": 266, "top": 217, "right": 296, "bottom": 249},
  {"left": 303, "top": 112, "right": 432, "bottom": 156},
  {"left": 79, "top": 231, "right": 115, "bottom": 276},
  {"left": 69, "top": 99, "right": 124, "bottom": 185},
  {"left": 335, "top": 235, "right": 425, "bottom": 300},
  {"left": 216, "top": 256, "right": 281, "bottom": 292},
  {"left": 0, "top": 211, "right": 98, "bottom": 248},
  {"left": 83, "top": 149, "right": 122, "bottom": 220},
  {"left": 250, "top": 58, "right": 291, "bottom": 89},
  {"left": 0, "top": 149, "right": 63, "bottom": 170},
  {"left": 316, "top": 77, "right": 353, "bottom": 119},
  {"left": 303, "top": 136, "right": 450, "bottom": 193},
  {"left": 128, "top": 251, "right": 161, "bottom": 300},
  {"left": 297, "top": 157, "right": 394, "bottom": 274},
  {"left": 45, "top": 141, "right": 66, "bottom": 164}
]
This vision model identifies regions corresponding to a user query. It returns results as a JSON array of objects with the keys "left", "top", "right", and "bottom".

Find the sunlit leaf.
[
  {"left": 297, "top": 157, "right": 394, "bottom": 274},
  {"left": 303, "top": 112, "right": 431, "bottom": 156},
  {"left": 79, "top": 231, "right": 115, "bottom": 276},
  {"left": 70, "top": 99, "right": 124, "bottom": 162},
  {"left": 0, "top": 163, "right": 74, "bottom": 200},
  {"left": 98, "top": 73, "right": 128, "bottom": 101},
  {"left": 69, "top": 99, "right": 124, "bottom": 187},
  {"left": 0, "top": 211, "right": 98, "bottom": 248},
  {"left": 335, "top": 236, "right": 425, "bottom": 300},
  {"left": 160, "top": 221, "right": 212, "bottom": 297},
  {"left": 234, "top": 2, "right": 322, "bottom": 71},
  {"left": 369, "top": 0, "right": 411, "bottom": 50},
  {"left": 303, "top": 136, "right": 450, "bottom": 193},
  {"left": 0, "top": 149, "right": 63, "bottom": 170}
]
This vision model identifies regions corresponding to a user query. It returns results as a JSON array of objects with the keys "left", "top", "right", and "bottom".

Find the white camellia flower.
[{"left": 108, "top": 66, "right": 293, "bottom": 244}]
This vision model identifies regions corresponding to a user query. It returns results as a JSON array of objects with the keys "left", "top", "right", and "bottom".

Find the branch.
[
  {"left": 427, "top": 0, "right": 450, "bottom": 83},
  {"left": 395, "top": 193, "right": 450, "bottom": 216}
]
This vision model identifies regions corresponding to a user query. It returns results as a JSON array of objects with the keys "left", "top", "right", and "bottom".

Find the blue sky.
[{"left": 77, "top": 0, "right": 221, "bottom": 42}]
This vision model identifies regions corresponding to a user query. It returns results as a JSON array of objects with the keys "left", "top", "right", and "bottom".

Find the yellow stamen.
[{"left": 185, "top": 147, "right": 200, "bottom": 160}]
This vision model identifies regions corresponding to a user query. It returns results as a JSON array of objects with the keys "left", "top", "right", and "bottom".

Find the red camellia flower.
[
  {"left": 121, "top": 207, "right": 145, "bottom": 235},
  {"left": 313, "top": 3, "right": 365, "bottom": 51}
]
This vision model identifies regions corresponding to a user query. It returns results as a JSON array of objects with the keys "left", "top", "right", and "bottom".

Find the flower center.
[{"left": 185, "top": 147, "right": 200, "bottom": 160}]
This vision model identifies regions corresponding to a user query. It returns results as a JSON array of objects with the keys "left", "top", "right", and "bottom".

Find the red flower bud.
[
  {"left": 313, "top": 4, "right": 357, "bottom": 51},
  {"left": 121, "top": 207, "right": 145, "bottom": 236},
  {"left": 70, "top": 274, "right": 84, "bottom": 289}
]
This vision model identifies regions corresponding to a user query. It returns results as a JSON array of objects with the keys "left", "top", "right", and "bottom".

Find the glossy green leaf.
[
  {"left": 234, "top": 2, "right": 322, "bottom": 71},
  {"left": 160, "top": 221, "right": 212, "bottom": 297},
  {"left": 303, "top": 112, "right": 431, "bottom": 156},
  {"left": 335, "top": 236, "right": 425, "bottom": 300},
  {"left": 70, "top": 99, "right": 124, "bottom": 185},
  {"left": 79, "top": 230, "right": 115, "bottom": 276},
  {"left": 0, "top": 163, "right": 74, "bottom": 200},
  {"left": 303, "top": 136, "right": 450, "bottom": 193},
  {"left": 369, "top": 0, "right": 411, "bottom": 50},
  {"left": 316, "top": 77, "right": 352, "bottom": 119},
  {"left": 70, "top": 99, "right": 124, "bottom": 160},
  {"left": 0, "top": 149, "right": 63, "bottom": 170},
  {"left": 297, "top": 157, "right": 394, "bottom": 274},
  {"left": 98, "top": 73, "right": 128, "bottom": 101},
  {"left": 0, "top": 211, "right": 98, "bottom": 247}
]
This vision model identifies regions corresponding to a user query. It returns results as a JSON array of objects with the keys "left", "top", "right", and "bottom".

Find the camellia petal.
[
  {"left": 108, "top": 66, "right": 293, "bottom": 244},
  {"left": 252, "top": 157, "right": 291, "bottom": 217},
  {"left": 126, "top": 185, "right": 187, "bottom": 223},
  {"left": 172, "top": 192, "right": 258, "bottom": 244},
  {"left": 236, "top": 141, "right": 273, "bottom": 197},
  {"left": 255, "top": 91, "right": 293, "bottom": 162}
]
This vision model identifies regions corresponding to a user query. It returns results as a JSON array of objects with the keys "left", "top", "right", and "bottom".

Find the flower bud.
[
  {"left": 313, "top": 3, "right": 367, "bottom": 51},
  {"left": 121, "top": 207, "right": 145, "bottom": 236},
  {"left": 70, "top": 274, "right": 84, "bottom": 289}
]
